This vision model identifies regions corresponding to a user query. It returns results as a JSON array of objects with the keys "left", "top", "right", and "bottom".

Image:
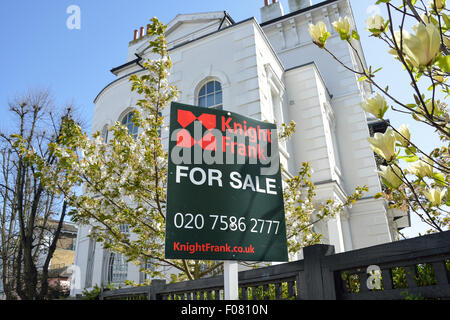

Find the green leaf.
[
  {"left": 414, "top": 94, "right": 421, "bottom": 105},
  {"left": 373, "top": 67, "right": 382, "bottom": 73},
  {"left": 374, "top": 192, "right": 384, "bottom": 199},
  {"left": 443, "top": 14, "right": 450, "bottom": 30},
  {"left": 358, "top": 75, "right": 368, "bottom": 82},
  {"left": 442, "top": 13, "right": 450, "bottom": 29},
  {"left": 352, "top": 30, "right": 360, "bottom": 41},
  {"left": 398, "top": 155, "right": 419, "bottom": 162},
  {"left": 436, "top": 55, "right": 450, "bottom": 73},
  {"left": 405, "top": 146, "right": 417, "bottom": 154},
  {"left": 433, "top": 173, "right": 446, "bottom": 186}
]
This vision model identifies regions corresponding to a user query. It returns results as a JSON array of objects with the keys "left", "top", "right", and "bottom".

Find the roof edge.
[
  {"left": 260, "top": 0, "right": 339, "bottom": 27},
  {"left": 110, "top": 55, "right": 142, "bottom": 75}
]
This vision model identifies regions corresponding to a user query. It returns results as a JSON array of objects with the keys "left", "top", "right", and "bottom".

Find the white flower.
[
  {"left": 430, "top": 0, "right": 446, "bottom": 12},
  {"left": 360, "top": 93, "right": 389, "bottom": 119},
  {"left": 407, "top": 158, "right": 434, "bottom": 178},
  {"left": 394, "top": 124, "right": 411, "bottom": 147},
  {"left": 367, "top": 127, "right": 397, "bottom": 162},
  {"left": 423, "top": 187, "right": 446, "bottom": 206},
  {"left": 332, "top": 16, "right": 352, "bottom": 40},
  {"left": 377, "top": 165, "right": 404, "bottom": 188},
  {"left": 423, "top": 100, "right": 443, "bottom": 117},
  {"left": 392, "top": 23, "right": 441, "bottom": 69},
  {"left": 366, "top": 14, "right": 385, "bottom": 36},
  {"left": 309, "top": 21, "right": 330, "bottom": 48}
]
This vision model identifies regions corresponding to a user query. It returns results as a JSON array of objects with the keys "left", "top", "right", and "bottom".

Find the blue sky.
[{"left": 0, "top": 0, "right": 439, "bottom": 237}]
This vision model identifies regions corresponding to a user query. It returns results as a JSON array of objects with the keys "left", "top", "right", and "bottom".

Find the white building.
[{"left": 71, "top": 0, "right": 409, "bottom": 296}]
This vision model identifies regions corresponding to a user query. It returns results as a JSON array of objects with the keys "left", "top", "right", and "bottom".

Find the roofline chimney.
[{"left": 261, "top": 0, "right": 284, "bottom": 23}]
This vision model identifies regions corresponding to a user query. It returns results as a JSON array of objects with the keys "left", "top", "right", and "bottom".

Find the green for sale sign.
[{"left": 165, "top": 102, "right": 288, "bottom": 262}]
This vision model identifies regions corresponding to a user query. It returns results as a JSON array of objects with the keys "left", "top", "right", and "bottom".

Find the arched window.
[
  {"left": 121, "top": 111, "right": 138, "bottom": 139},
  {"left": 107, "top": 252, "right": 128, "bottom": 284},
  {"left": 105, "top": 224, "right": 129, "bottom": 284},
  {"left": 101, "top": 124, "right": 109, "bottom": 143},
  {"left": 198, "top": 80, "right": 222, "bottom": 110}
]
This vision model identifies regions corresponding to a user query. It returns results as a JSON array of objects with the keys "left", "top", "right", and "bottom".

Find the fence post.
[
  {"left": 148, "top": 279, "right": 167, "bottom": 300},
  {"left": 302, "top": 244, "right": 335, "bottom": 300}
]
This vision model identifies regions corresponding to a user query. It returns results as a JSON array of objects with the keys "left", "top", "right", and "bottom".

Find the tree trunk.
[
  {"left": 38, "top": 201, "right": 68, "bottom": 299},
  {"left": 21, "top": 238, "right": 38, "bottom": 300}
]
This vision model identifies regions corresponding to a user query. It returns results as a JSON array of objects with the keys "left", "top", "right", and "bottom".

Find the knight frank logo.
[
  {"left": 170, "top": 103, "right": 280, "bottom": 176},
  {"left": 176, "top": 109, "right": 217, "bottom": 150}
]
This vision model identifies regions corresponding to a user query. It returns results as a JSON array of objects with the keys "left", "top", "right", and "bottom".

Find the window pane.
[
  {"left": 119, "top": 224, "right": 129, "bottom": 234},
  {"left": 198, "top": 81, "right": 223, "bottom": 108},
  {"left": 128, "top": 124, "right": 137, "bottom": 135},
  {"left": 216, "top": 91, "right": 222, "bottom": 105},
  {"left": 121, "top": 112, "right": 138, "bottom": 138},
  {"left": 199, "top": 96, "right": 206, "bottom": 107},
  {"left": 199, "top": 85, "right": 206, "bottom": 96},
  {"left": 108, "top": 252, "right": 128, "bottom": 284},
  {"left": 207, "top": 94, "right": 214, "bottom": 107},
  {"left": 206, "top": 81, "right": 215, "bottom": 94}
]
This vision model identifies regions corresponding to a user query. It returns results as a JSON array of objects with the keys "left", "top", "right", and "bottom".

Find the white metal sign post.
[{"left": 224, "top": 261, "right": 239, "bottom": 300}]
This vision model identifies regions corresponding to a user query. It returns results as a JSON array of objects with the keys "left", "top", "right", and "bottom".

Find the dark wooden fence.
[{"left": 99, "top": 230, "right": 450, "bottom": 300}]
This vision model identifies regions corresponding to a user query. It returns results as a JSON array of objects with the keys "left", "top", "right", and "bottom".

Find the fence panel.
[{"left": 98, "top": 231, "right": 450, "bottom": 300}]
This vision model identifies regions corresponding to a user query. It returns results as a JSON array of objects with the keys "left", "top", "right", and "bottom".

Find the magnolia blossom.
[
  {"left": 423, "top": 187, "right": 446, "bottom": 206},
  {"left": 378, "top": 165, "right": 404, "bottom": 188},
  {"left": 367, "top": 127, "right": 397, "bottom": 162},
  {"left": 332, "top": 16, "right": 352, "bottom": 40},
  {"left": 424, "top": 100, "right": 443, "bottom": 117},
  {"left": 309, "top": 21, "right": 329, "bottom": 48},
  {"left": 360, "top": 93, "right": 389, "bottom": 119},
  {"left": 407, "top": 158, "right": 434, "bottom": 178},
  {"left": 392, "top": 23, "right": 441, "bottom": 69},
  {"left": 366, "top": 14, "right": 385, "bottom": 36},
  {"left": 430, "top": 0, "right": 446, "bottom": 12},
  {"left": 421, "top": 13, "right": 430, "bottom": 24},
  {"left": 394, "top": 124, "right": 411, "bottom": 147},
  {"left": 443, "top": 36, "right": 450, "bottom": 49}
]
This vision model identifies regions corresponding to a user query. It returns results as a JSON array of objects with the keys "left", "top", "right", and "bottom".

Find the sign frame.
[{"left": 165, "top": 102, "right": 288, "bottom": 263}]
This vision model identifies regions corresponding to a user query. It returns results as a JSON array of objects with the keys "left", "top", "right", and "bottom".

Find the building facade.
[{"left": 71, "top": 0, "right": 409, "bottom": 296}]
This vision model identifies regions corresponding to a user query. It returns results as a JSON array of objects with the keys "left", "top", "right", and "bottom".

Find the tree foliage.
[
  {"left": 24, "top": 18, "right": 366, "bottom": 283},
  {"left": 309, "top": 0, "right": 449, "bottom": 234},
  {"left": 0, "top": 89, "right": 75, "bottom": 299}
]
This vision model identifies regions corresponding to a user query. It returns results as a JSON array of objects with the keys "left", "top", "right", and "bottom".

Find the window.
[
  {"left": 85, "top": 238, "right": 95, "bottom": 288},
  {"left": 121, "top": 111, "right": 138, "bottom": 139},
  {"left": 142, "top": 259, "right": 156, "bottom": 283},
  {"left": 119, "top": 223, "right": 130, "bottom": 235},
  {"left": 107, "top": 252, "right": 128, "bottom": 284},
  {"left": 271, "top": 89, "right": 283, "bottom": 126},
  {"left": 101, "top": 124, "right": 109, "bottom": 142},
  {"left": 198, "top": 81, "right": 223, "bottom": 110}
]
